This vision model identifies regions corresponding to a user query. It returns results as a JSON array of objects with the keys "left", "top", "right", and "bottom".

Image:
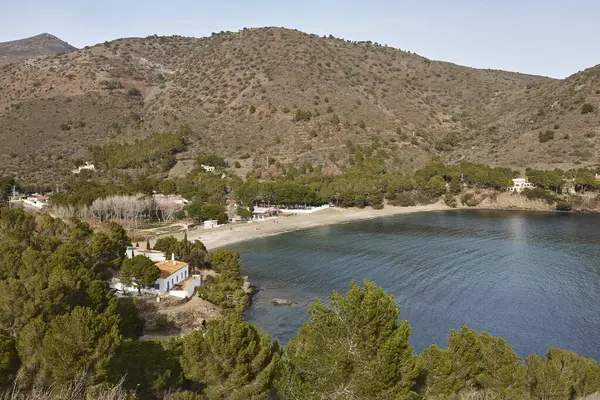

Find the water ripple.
[{"left": 236, "top": 210, "right": 600, "bottom": 360}]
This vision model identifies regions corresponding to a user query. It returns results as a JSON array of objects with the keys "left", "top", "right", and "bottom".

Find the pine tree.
[
  {"left": 527, "top": 347, "right": 600, "bottom": 399},
  {"left": 181, "top": 315, "right": 280, "bottom": 399},
  {"left": 419, "top": 326, "right": 527, "bottom": 399},
  {"left": 277, "top": 281, "right": 419, "bottom": 399},
  {"left": 39, "top": 307, "right": 122, "bottom": 387},
  {"left": 0, "top": 334, "right": 19, "bottom": 390}
]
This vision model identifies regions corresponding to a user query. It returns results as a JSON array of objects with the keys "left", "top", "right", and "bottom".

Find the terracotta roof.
[{"left": 156, "top": 260, "right": 188, "bottom": 279}]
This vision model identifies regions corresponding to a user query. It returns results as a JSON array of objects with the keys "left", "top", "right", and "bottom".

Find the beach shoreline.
[{"left": 178, "top": 202, "right": 451, "bottom": 250}]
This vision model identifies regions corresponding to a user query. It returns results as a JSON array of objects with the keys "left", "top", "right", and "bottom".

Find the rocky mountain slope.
[
  {"left": 0, "top": 27, "right": 598, "bottom": 183},
  {"left": 0, "top": 33, "right": 76, "bottom": 66}
]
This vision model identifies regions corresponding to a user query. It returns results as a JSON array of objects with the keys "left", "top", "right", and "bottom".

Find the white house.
[
  {"left": 111, "top": 254, "right": 201, "bottom": 299},
  {"left": 126, "top": 246, "right": 167, "bottom": 262},
  {"left": 23, "top": 195, "right": 49, "bottom": 209},
  {"left": 203, "top": 219, "right": 219, "bottom": 229},
  {"left": 201, "top": 164, "right": 215, "bottom": 172},
  {"left": 154, "top": 258, "right": 196, "bottom": 294},
  {"left": 72, "top": 162, "right": 96, "bottom": 174},
  {"left": 507, "top": 178, "right": 535, "bottom": 193}
]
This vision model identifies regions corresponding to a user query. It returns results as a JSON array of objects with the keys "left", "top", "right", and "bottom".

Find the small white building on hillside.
[
  {"left": 72, "top": 162, "right": 96, "bottom": 174},
  {"left": 155, "top": 259, "right": 190, "bottom": 292},
  {"left": 201, "top": 164, "right": 215, "bottom": 172},
  {"left": 203, "top": 219, "right": 219, "bottom": 229},
  {"left": 23, "top": 195, "right": 49, "bottom": 209},
  {"left": 507, "top": 178, "right": 535, "bottom": 193}
]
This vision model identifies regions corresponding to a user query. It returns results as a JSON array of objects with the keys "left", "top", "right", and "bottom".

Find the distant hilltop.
[
  {"left": 0, "top": 27, "right": 599, "bottom": 184},
  {"left": 0, "top": 33, "right": 76, "bottom": 65}
]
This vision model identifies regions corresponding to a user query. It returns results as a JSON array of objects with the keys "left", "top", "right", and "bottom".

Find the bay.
[{"left": 231, "top": 210, "right": 600, "bottom": 360}]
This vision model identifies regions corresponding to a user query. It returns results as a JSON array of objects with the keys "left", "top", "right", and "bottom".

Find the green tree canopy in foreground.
[
  {"left": 1, "top": 207, "right": 600, "bottom": 399},
  {"left": 278, "top": 280, "right": 419, "bottom": 399},
  {"left": 120, "top": 254, "right": 161, "bottom": 294},
  {"left": 181, "top": 315, "right": 280, "bottom": 400}
]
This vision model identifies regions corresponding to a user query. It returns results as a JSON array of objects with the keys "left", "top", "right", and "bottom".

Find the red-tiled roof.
[{"left": 156, "top": 260, "right": 187, "bottom": 279}]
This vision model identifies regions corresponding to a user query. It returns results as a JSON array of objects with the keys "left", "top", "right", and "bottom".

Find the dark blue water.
[{"left": 232, "top": 210, "right": 600, "bottom": 360}]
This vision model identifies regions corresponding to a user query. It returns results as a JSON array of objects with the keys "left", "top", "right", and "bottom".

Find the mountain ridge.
[
  {"left": 0, "top": 33, "right": 76, "bottom": 66},
  {"left": 0, "top": 27, "right": 598, "bottom": 183}
]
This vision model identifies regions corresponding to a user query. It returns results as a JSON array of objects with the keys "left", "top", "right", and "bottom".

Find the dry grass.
[{"left": 1, "top": 376, "right": 129, "bottom": 400}]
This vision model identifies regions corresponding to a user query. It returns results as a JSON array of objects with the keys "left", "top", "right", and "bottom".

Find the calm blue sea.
[{"left": 231, "top": 210, "right": 600, "bottom": 359}]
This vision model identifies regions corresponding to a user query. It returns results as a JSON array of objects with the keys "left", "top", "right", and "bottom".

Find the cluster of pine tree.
[{"left": 90, "top": 132, "right": 187, "bottom": 173}]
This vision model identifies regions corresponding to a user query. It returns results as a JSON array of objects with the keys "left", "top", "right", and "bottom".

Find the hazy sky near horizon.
[{"left": 1, "top": 0, "right": 598, "bottom": 78}]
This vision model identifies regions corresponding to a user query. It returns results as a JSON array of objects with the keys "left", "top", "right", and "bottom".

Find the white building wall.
[
  {"left": 168, "top": 275, "right": 202, "bottom": 299},
  {"left": 507, "top": 179, "right": 535, "bottom": 193},
  {"left": 155, "top": 265, "right": 190, "bottom": 292},
  {"left": 111, "top": 264, "right": 199, "bottom": 298},
  {"left": 278, "top": 204, "right": 331, "bottom": 214},
  {"left": 126, "top": 247, "right": 166, "bottom": 262}
]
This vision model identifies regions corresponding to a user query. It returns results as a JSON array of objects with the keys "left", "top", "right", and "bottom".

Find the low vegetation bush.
[
  {"left": 293, "top": 109, "right": 312, "bottom": 122},
  {"left": 91, "top": 132, "right": 187, "bottom": 172},
  {"left": 460, "top": 192, "right": 480, "bottom": 207},
  {"left": 127, "top": 87, "right": 141, "bottom": 97},
  {"left": 555, "top": 200, "right": 572, "bottom": 211},
  {"left": 538, "top": 130, "right": 555, "bottom": 142},
  {"left": 197, "top": 250, "right": 249, "bottom": 312},
  {"left": 435, "top": 133, "right": 460, "bottom": 151},
  {"left": 388, "top": 192, "right": 417, "bottom": 207},
  {"left": 522, "top": 187, "right": 556, "bottom": 204},
  {"left": 195, "top": 153, "right": 228, "bottom": 168},
  {"left": 443, "top": 193, "right": 457, "bottom": 208},
  {"left": 581, "top": 102, "right": 595, "bottom": 114}
]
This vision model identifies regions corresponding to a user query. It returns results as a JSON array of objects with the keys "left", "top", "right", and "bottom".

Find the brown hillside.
[
  {"left": 0, "top": 33, "right": 76, "bottom": 66},
  {"left": 0, "top": 27, "right": 599, "bottom": 183}
]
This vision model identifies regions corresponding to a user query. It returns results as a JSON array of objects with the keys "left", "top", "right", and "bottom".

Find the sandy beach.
[{"left": 157, "top": 202, "right": 451, "bottom": 250}]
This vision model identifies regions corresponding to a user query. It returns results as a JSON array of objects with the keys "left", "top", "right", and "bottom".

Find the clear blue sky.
[{"left": 2, "top": 0, "right": 598, "bottom": 78}]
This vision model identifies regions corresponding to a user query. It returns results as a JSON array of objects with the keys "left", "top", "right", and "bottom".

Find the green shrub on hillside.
[
  {"left": 293, "top": 109, "right": 312, "bottom": 122},
  {"left": 581, "top": 102, "right": 595, "bottom": 114},
  {"left": 460, "top": 192, "right": 480, "bottom": 207},
  {"left": 195, "top": 154, "right": 229, "bottom": 168},
  {"left": 90, "top": 132, "right": 186, "bottom": 172},
  {"left": 556, "top": 200, "right": 572, "bottom": 211},
  {"left": 538, "top": 130, "right": 554, "bottom": 142},
  {"left": 522, "top": 187, "right": 556, "bottom": 204},
  {"left": 443, "top": 193, "right": 457, "bottom": 208}
]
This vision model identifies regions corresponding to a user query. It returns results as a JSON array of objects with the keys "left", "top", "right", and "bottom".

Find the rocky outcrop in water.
[{"left": 271, "top": 298, "right": 297, "bottom": 307}]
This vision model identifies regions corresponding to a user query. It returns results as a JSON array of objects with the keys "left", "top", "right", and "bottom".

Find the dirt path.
[{"left": 138, "top": 294, "right": 223, "bottom": 340}]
